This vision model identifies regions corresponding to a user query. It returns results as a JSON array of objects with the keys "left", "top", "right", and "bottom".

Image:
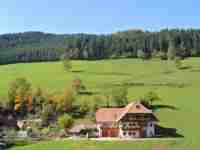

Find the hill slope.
[{"left": 1, "top": 58, "right": 200, "bottom": 149}]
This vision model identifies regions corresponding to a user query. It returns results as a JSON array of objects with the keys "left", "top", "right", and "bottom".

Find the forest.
[{"left": 0, "top": 28, "right": 200, "bottom": 64}]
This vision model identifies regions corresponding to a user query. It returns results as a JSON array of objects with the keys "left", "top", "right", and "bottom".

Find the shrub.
[
  {"left": 58, "top": 114, "right": 73, "bottom": 131},
  {"left": 72, "top": 78, "right": 86, "bottom": 93},
  {"left": 6, "top": 128, "right": 17, "bottom": 139},
  {"left": 79, "top": 100, "right": 90, "bottom": 116},
  {"left": 142, "top": 91, "right": 161, "bottom": 105},
  {"left": 41, "top": 127, "right": 50, "bottom": 136}
]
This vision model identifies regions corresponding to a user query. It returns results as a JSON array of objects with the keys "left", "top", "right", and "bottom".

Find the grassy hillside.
[{"left": 1, "top": 58, "right": 200, "bottom": 150}]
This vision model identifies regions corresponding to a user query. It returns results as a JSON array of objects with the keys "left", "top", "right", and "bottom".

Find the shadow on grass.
[
  {"left": 86, "top": 72, "right": 132, "bottom": 76},
  {"left": 162, "top": 70, "right": 174, "bottom": 74},
  {"left": 71, "top": 70, "right": 85, "bottom": 73},
  {"left": 71, "top": 70, "right": 132, "bottom": 77},
  {"left": 78, "top": 91, "right": 100, "bottom": 95},
  {"left": 152, "top": 104, "right": 179, "bottom": 111},
  {"left": 155, "top": 125, "right": 184, "bottom": 138},
  {"left": 112, "top": 82, "right": 190, "bottom": 88},
  {"left": 179, "top": 65, "right": 192, "bottom": 70}
]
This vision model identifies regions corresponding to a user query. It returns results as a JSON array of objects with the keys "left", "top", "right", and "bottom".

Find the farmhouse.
[{"left": 96, "top": 102, "right": 158, "bottom": 138}]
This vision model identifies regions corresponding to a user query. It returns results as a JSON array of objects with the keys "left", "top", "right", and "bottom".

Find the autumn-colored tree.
[
  {"left": 8, "top": 77, "right": 32, "bottom": 116},
  {"left": 56, "top": 88, "right": 76, "bottom": 114},
  {"left": 27, "top": 95, "right": 34, "bottom": 112},
  {"left": 72, "top": 78, "right": 86, "bottom": 93},
  {"left": 72, "top": 78, "right": 81, "bottom": 91}
]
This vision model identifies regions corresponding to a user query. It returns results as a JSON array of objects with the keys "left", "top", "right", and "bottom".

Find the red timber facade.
[{"left": 96, "top": 102, "right": 158, "bottom": 138}]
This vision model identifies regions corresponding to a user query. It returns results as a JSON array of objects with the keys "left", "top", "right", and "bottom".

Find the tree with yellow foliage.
[{"left": 8, "top": 77, "right": 32, "bottom": 116}]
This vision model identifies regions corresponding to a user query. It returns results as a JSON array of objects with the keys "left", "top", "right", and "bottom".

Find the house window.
[
  {"left": 123, "top": 131, "right": 127, "bottom": 136},
  {"left": 123, "top": 123, "right": 128, "bottom": 129},
  {"left": 129, "top": 123, "right": 136, "bottom": 127},
  {"left": 150, "top": 123, "right": 153, "bottom": 127},
  {"left": 129, "top": 131, "right": 132, "bottom": 136},
  {"left": 127, "top": 131, "right": 136, "bottom": 136},
  {"left": 132, "top": 132, "right": 136, "bottom": 136}
]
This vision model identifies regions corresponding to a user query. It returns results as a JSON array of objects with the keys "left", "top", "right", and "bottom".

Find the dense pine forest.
[{"left": 0, "top": 28, "right": 200, "bottom": 64}]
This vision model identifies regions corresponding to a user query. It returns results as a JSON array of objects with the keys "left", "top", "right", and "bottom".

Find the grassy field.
[
  {"left": 8, "top": 140, "right": 181, "bottom": 150},
  {"left": 1, "top": 58, "right": 200, "bottom": 150}
]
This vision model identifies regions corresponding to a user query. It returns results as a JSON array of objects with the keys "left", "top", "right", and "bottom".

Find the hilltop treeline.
[{"left": 0, "top": 29, "right": 200, "bottom": 64}]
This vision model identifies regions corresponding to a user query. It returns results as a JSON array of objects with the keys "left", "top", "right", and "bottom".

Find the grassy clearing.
[{"left": 0, "top": 58, "right": 200, "bottom": 150}]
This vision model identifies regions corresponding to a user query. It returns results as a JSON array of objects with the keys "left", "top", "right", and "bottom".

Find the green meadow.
[{"left": 1, "top": 58, "right": 200, "bottom": 150}]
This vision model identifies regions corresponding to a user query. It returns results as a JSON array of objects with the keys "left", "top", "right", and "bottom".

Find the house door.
[{"left": 102, "top": 128, "right": 119, "bottom": 137}]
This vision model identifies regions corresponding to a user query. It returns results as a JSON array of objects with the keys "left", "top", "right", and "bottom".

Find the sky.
[{"left": 0, "top": 0, "right": 199, "bottom": 34}]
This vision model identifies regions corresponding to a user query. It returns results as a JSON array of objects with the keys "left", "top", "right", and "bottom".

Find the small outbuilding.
[
  {"left": 68, "top": 123, "right": 98, "bottom": 138},
  {"left": 0, "top": 109, "right": 17, "bottom": 128}
]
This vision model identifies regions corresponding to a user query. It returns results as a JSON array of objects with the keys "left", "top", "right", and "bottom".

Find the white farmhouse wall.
[
  {"left": 96, "top": 124, "right": 102, "bottom": 137},
  {"left": 146, "top": 121, "right": 155, "bottom": 137}
]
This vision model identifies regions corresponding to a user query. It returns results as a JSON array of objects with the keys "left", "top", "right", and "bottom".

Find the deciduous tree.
[{"left": 8, "top": 77, "right": 32, "bottom": 116}]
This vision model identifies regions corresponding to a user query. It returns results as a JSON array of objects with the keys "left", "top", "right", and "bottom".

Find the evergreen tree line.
[{"left": 0, "top": 29, "right": 200, "bottom": 64}]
